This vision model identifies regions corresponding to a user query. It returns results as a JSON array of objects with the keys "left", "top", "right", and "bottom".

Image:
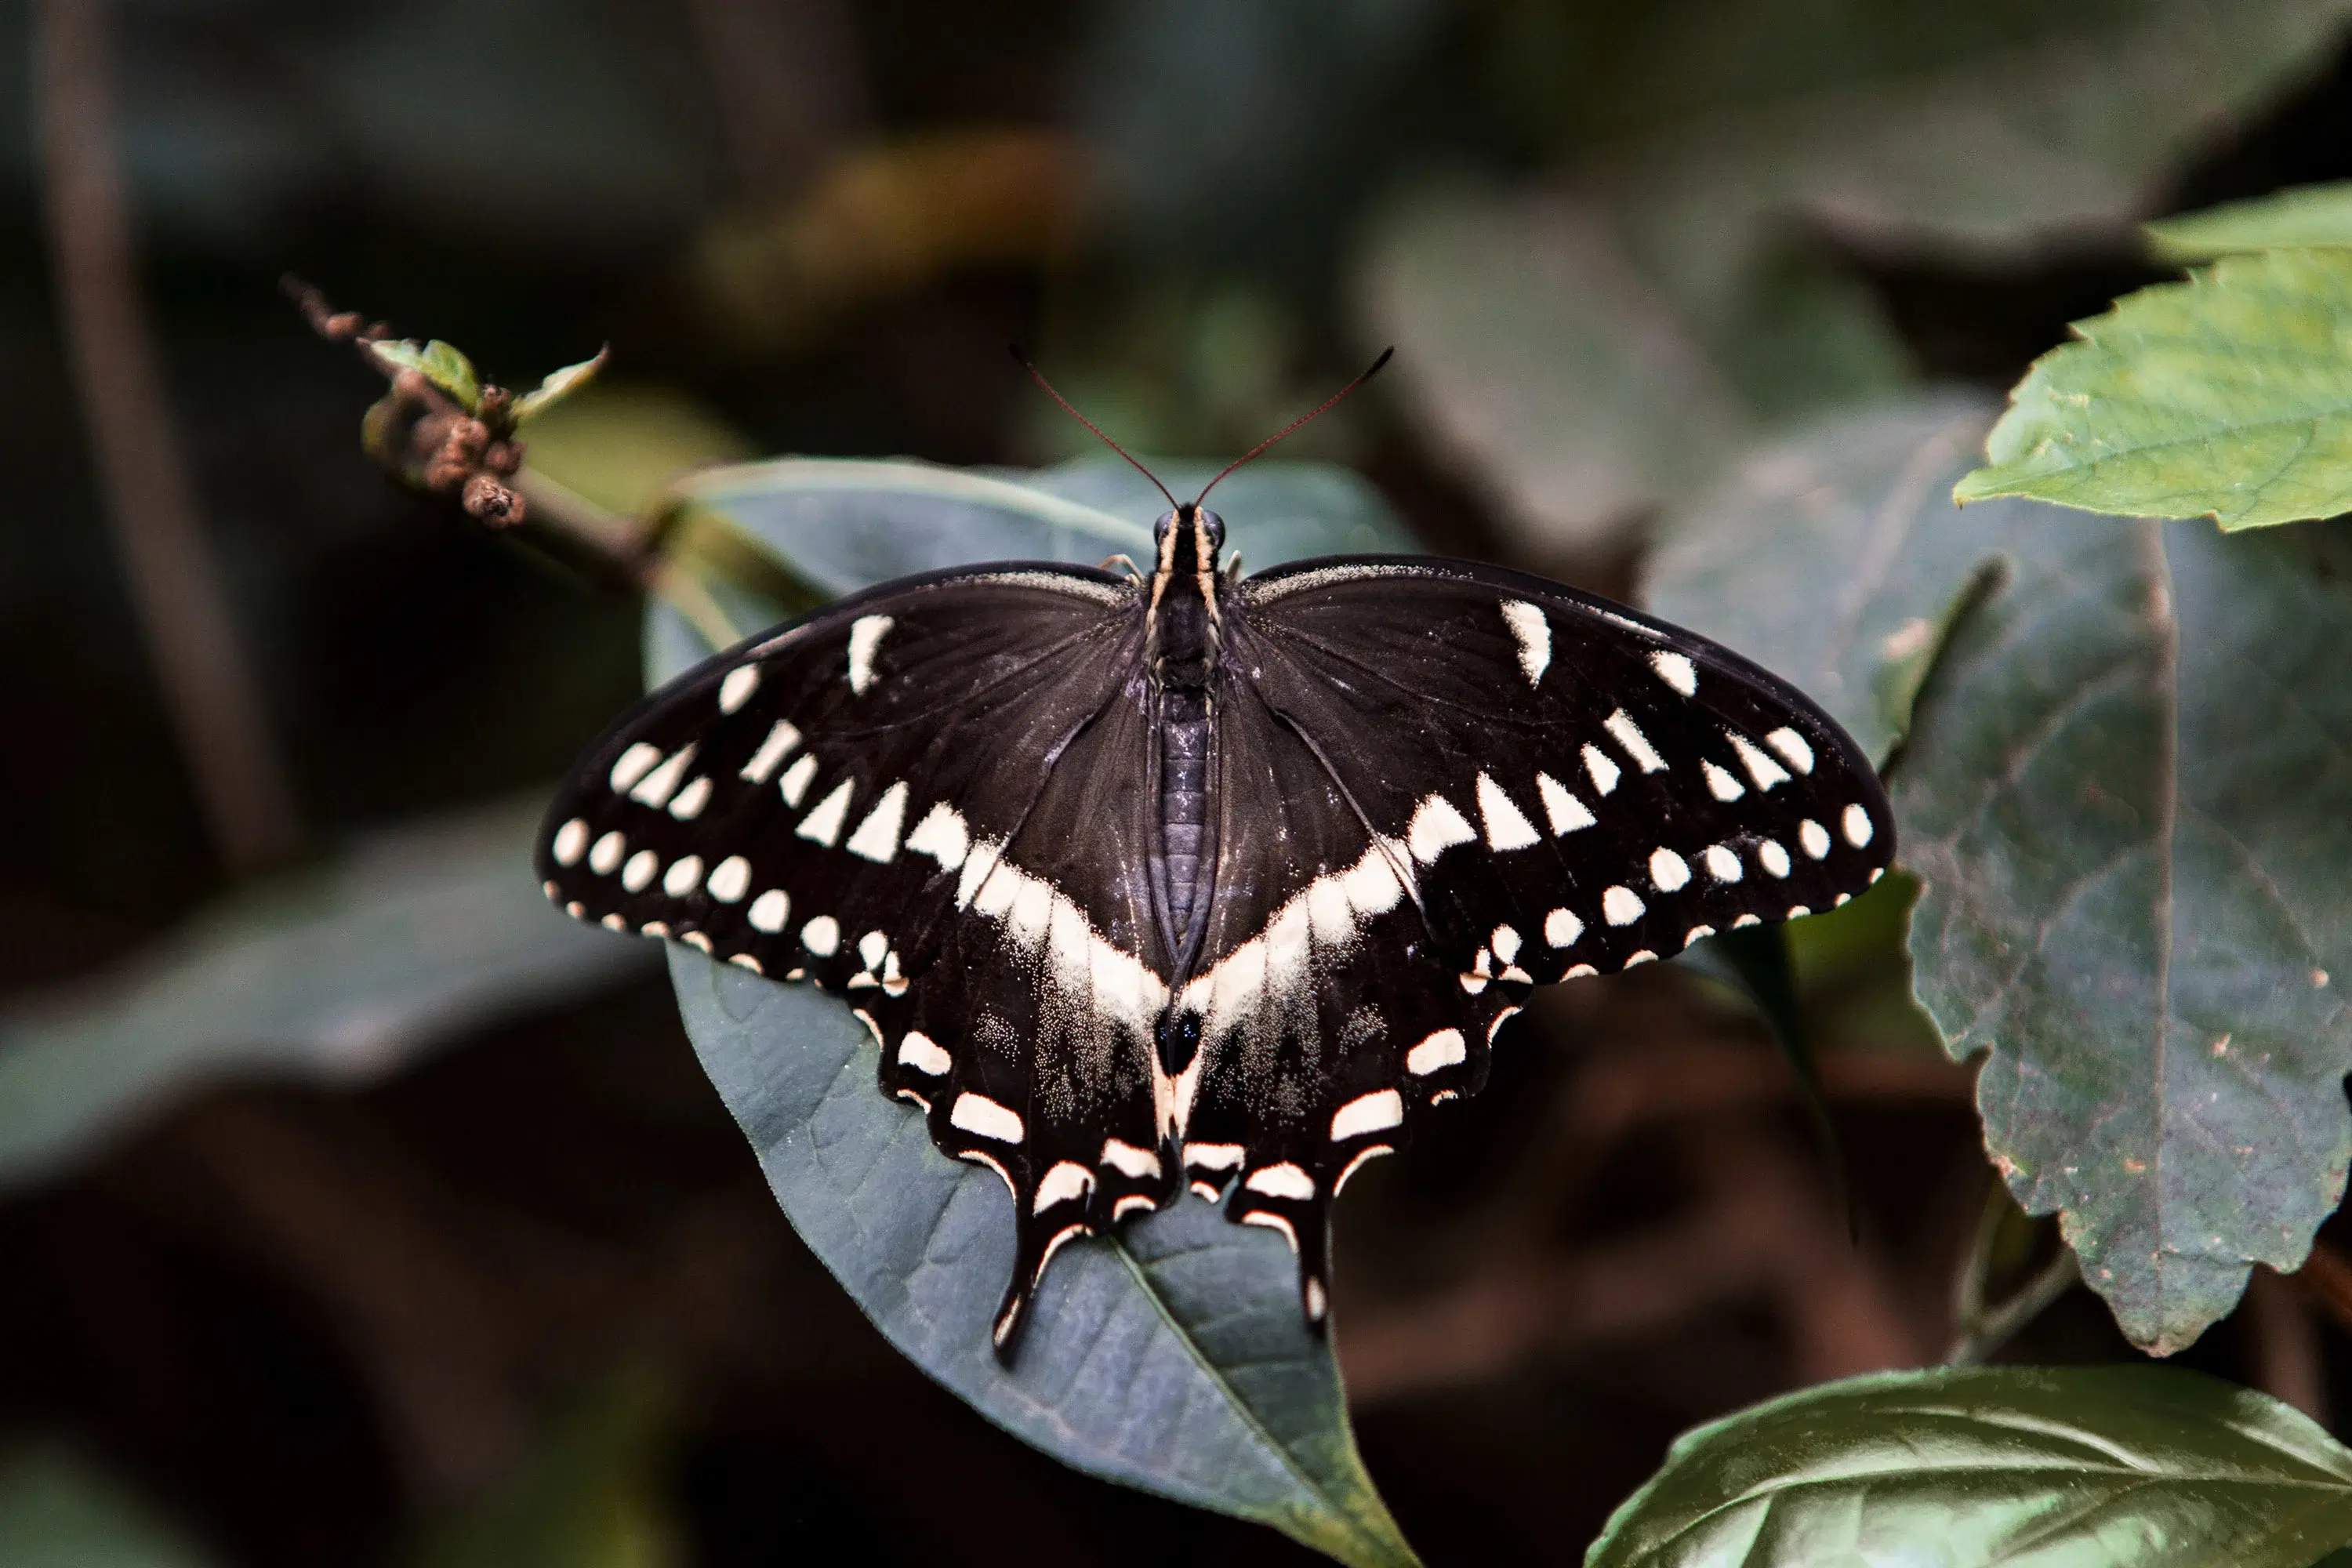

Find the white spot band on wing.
[
  {"left": 1650, "top": 651, "right": 1697, "bottom": 696},
  {"left": 718, "top": 663, "right": 761, "bottom": 713},
  {"left": 1409, "top": 793, "right": 1477, "bottom": 863},
  {"left": 629, "top": 744, "right": 697, "bottom": 808},
  {"left": 1767, "top": 728, "right": 1814, "bottom": 774},
  {"left": 1537, "top": 772, "right": 1594, "bottom": 833},
  {"left": 951, "top": 1092, "right": 1024, "bottom": 1143},
  {"left": 845, "top": 781, "right": 909, "bottom": 862},
  {"left": 1583, "top": 744, "right": 1621, "bottom": 796},
  {"left": 1034, "top": 1161, "right": 1092, "bottom": 1211},
  {"left": 796, "top": 779, "right": 855, "bottom": 845},
  {"left": 1501, "top": 600, "right": 1551, "bottom": 685},
  {"left": 906, "top": 800, "right": 970, "bottom": 871},
  {"left": 847, "top": 615, "right": 894, "bottom": 695},
  {"left": 1604, "top": 710, "right": 1667, "bottom": 773},
  {"left": 1729, "top": 731, "right": 1791, "bottom": 789},
  {"left": 706, "top": 856, "right": 751, "bottom": 902},
  {"left": 898, "top": 1032, "right": 951, "bottom": 1074},
  {"left": 1475, "top": 774, "right": 1541, "bottom": 851},
  {"left": 740, "top": 720, "right": 801, "bottom": 783},
  {"left": 1331, "top": 1089, "right": 1405, "bottom": 1141},
  {"left": 608, "top": 742, "right": 661, "bottom": 793},
  {"left": 1101, "top": 1138, "right": 1161, "bottom": 1179},
  {"left": 1406, "top": 1029, "right": 1467, "bottom": 1075},
  {"left": 1246, "top": 1163, "right": 1316, "bottom": 1200}
]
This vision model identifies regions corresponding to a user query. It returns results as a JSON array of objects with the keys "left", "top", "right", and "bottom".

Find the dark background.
[{"left": 5, "top": 2, "right": 2352, "bottom": 1563}]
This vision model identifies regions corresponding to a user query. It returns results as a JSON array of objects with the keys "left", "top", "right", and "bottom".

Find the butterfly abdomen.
[{"left": 1160, "top": 689, "right": 1212, "bottom": 937}]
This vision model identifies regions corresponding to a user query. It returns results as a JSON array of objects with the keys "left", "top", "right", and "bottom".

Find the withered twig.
[{"left": 36, "top": 0, "right": 302, "bottom": 875}]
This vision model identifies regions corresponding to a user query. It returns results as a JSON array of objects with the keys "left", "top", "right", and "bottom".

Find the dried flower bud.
[
  {"left": 446, "top": 418, "right": 491, "bottom": 460},
  {"left": 483, "top": 440, "right": 522, "bottom": 475},
  {"left": 463, "top": 474, "right": 523, "bottom": 525}
]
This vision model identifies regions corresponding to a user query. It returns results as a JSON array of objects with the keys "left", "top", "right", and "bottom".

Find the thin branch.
[{"left": 35, "top": 0, "right": 301, "bottom": 873}]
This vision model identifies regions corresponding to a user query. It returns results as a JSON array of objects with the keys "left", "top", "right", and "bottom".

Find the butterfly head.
[{"left": 1154, "top": 503, "right": 1225, "bottom": 576}]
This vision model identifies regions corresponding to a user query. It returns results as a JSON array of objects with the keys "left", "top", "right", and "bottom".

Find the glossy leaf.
[
  {"left": 1955, "top": 249, "right": 2352, "bottom": 528},
  {"left": 0, "top": 797, "right": 653, "bottom": 1192},
  {"left": 643, "top": 460, "right": 1418, "bottom": 1566},
  {"left": 512, "top": 347, "right": 611, "bottom": 424},
  {"left": 1587, "top": 1365, "right": 2352, "bottom": 1568},
  {"left": 2147, "top": 180, "right": 2352, "bottom": 260},
  {"left": 371, "top": 338, "right": 483, "bottom": 412},
  {"left": 666, "top": 452, "right": 1417, "bottom": 601},
  {"left": 0, "top": 1448, "right": 216, "bottom": 1568},
  {"left": 1649, "top": 394, "right": 2352, "bottom": 1352}
]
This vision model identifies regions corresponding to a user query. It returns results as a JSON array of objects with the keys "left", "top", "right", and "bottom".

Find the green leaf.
[
  {"left": 1955, "top": 249, "right": 2352, "bottom": 528},
  {"left": 644, "top": 459, "right": 1417, "bottom": 1566},
  {"left": 1648, "top": 394, "right": 2352, "bottom": 1353},
  {"left": 0, "top": 1448, "right": 216, "bottom": 1568},
  {"left": 2147, "top": 180, "right": 2352, "bottom": 260},
  {"left": 518, "top": 385, "right": 756, "bottom": 521},
  {"left": 1587, "top": 1365, "right": 2352, "bottom": 1568},
  {"left": 0, "top": 797, "right": 654, "bottom": 1192},
  {"left": 511, "top": 347, "right": 610, "bottom": 424},
  {"left": 372, "top": 338, "right": 484, "bottom": 413}
]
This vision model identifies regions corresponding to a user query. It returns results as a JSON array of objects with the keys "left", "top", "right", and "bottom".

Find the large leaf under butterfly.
[{"left": 538, "top": 482, "right": 1894, "bottom": 1352}]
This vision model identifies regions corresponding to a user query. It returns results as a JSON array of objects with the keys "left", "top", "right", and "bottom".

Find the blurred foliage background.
[{"left": 9, "top": 0, "right": 2352, "bottom": 1563}]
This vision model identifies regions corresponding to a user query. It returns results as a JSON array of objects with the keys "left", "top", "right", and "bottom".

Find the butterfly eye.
[
  {"left": 1200, "top": 510, "right": 1226, "bottom": 549},
  {"left": 1154, "top": 510, "right": 1178, "bottom": 544}
]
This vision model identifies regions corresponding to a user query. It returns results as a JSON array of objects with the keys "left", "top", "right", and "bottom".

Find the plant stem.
[
  {"left": 509, "top": 470, "right": 746, "bottom": 651},
  {"left": 34, "top": 0, "right": 302, "bottom": 875},
  {"left": 1945, "top": 1183, "right": 2078, "bottom": 1367}
]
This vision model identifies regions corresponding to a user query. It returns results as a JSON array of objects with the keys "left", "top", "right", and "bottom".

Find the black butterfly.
[{"left": 537, "top": 365, "right": 1893, "bottom": 1356}]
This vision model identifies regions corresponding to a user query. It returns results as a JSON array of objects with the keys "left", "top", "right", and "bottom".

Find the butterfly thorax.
[{"left": 1146, "top": 504, "right": 1227, "bottom": 963}]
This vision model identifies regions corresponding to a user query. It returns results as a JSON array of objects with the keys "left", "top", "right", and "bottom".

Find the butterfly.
[{"left": 537, "top": 355, "right": 1894, "bottom": 1356}]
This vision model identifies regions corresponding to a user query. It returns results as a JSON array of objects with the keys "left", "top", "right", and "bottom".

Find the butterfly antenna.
[
  {"left": 1193, "top": 347, "right": 1393, "bottom": 508},
  {"left": 1009, "top": 346, "right": 1178, "bottom": 511}
]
